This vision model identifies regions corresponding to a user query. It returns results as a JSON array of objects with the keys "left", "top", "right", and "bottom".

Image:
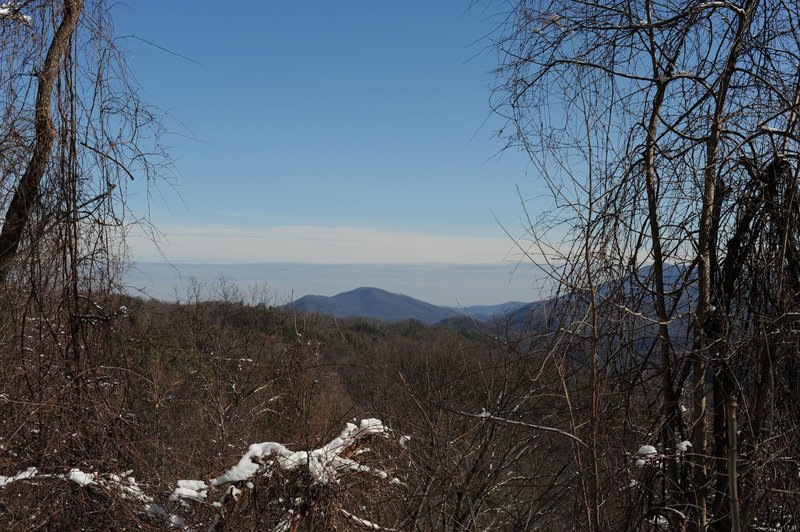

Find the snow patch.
[
  {"left": 341, "top": 508, "right": 383, "bottom": 529},
  {"left": 0, "top": 467, "right": 37, "bottom": 487},
  {"left": 0, "top": 2, "right": 31, "bottom": 24},
  {"left": 636, "top": 445, "right": 657, "bottom": 456},
  {"left": 66, "top": 468, "right": 95, "bottom": 486},
  {"left": 170, "top": 479, "right": 208, "bottom": 501},
  {"left": 647, "top": 514, "right": 669, "bottom": 528},
  {"left": 212, "top": 418, "right": 387, "bottom": 486}
]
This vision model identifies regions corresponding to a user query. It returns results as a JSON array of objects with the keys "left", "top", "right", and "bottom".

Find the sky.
[{"left": 110, "top": 2, "right": 550, "bottom": 304}]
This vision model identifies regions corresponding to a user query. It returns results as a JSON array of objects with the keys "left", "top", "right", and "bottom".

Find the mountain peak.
[
  {"left": 343, "top": 287, "right": 392, "bottom": 296},
  {"left": 285, "top": 287, "right": 529, "bottom": 325},
  {"left": 286, "top": 287, "right": 455, "bottom": 324}
]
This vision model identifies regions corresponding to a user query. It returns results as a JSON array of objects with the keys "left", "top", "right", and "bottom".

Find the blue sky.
[{"left": 110, "top": 2, "right": 552, "bottom": 303}]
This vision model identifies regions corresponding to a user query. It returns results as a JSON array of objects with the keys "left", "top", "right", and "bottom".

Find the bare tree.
[
  {"left": 0, "top": 0, "right": 166, "bottom": 293},
  {"left": 0, "top": 0, "right": 81, "bottom": 283},
  {"left": 0, "top": 0, "right": 167, "bottom": 496},
  {"left": 492, "top": 1, "right": 800, "bottom": 529}
]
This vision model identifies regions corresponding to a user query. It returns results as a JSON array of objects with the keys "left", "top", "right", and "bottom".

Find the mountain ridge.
[{"left": 285, "top": 287, "right": 528, "bottom": 324}]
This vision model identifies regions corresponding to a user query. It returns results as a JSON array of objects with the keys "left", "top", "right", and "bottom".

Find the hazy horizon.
[
  {"left": 123, "top": 261, "right": 552, "bottom": 308},
  {"left": 110, "top": 3, "right": 555, "bottom": 310}
]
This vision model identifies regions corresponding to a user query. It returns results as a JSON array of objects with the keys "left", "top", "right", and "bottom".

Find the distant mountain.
[
  {"left": 286, "top": 287, "right": 461, "bottom": 324},
  {"left": 502, "top": 262, "right": 696, "bottom": 335},
  {"left": 285, "top": 287, "right": 530, "bottom": 325},
  {"left": 456, "top": 302, "right": 528, "bottom": 322}
]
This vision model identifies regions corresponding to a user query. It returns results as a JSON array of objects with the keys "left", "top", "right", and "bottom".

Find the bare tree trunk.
[
  {"left": 0, "top": 0, "right": 83, "bottom": 285},
  {"left": 645, "top": 75, "right": 681, "bottom": 504},
  {"left": 726, "top": 394, "right": 741, "bottom": 532},
  {"left": 641, "top": 10, "right": 694, "bottom": 503},
  {"left": 583, "top": 130, "right": 603, "bottom": 532},
  {"left": 694, "top": 4, "right": 755, "bottom": 529}
]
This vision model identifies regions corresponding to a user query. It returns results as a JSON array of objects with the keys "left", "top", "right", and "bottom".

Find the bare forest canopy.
[{"left": 0, "top": 0, "right": 799, "bottom": 530}]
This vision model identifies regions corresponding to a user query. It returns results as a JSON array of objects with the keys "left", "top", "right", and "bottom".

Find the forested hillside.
[{"left": 0, "top": 292, "right": 591, "bottom": 529}]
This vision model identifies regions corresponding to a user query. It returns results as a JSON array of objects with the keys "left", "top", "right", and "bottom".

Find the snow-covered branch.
[
  {"left": 0, "top": 2, "right": 31, "bottom": 24},
  {"left": 0, "top": 419, "right": 396, "bottom": 529}
]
